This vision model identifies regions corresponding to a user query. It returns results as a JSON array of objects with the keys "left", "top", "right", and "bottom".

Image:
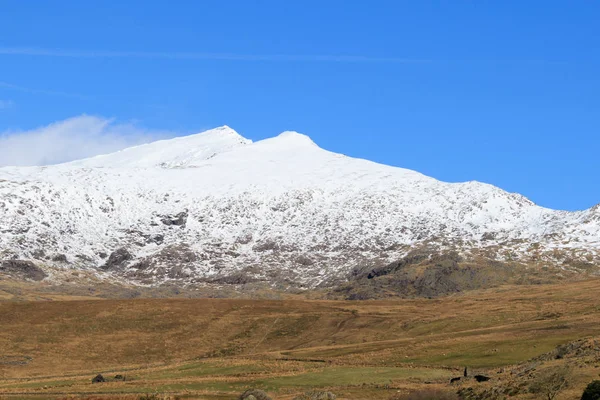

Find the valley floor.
[{"left": 1, "top": 280, "right": 600, "bottom": 399}]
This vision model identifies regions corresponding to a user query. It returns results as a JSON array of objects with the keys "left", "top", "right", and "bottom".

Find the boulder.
[
  {"left": 161, "top": 211, "right": 188, "bottom": 227},
  {"left": 293, "top": 391, "right": 337, "bottom": 400},
  {"left": 239, "top": 389, "right": 272, "bottom": 400}
]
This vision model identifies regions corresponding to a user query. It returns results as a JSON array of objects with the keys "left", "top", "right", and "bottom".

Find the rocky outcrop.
[
  {"left": 0, "top": 260, "right": 47, "bottom": 281},
  {"left": 160, "top": 211, "right": 188, "bottom": 227},
  {"left": 334, "top": 250, "right": 524, "bottom": 300},
  {"left": 293, "top": 391, "right": 337, "bottom": 400},
  {"left": 51, "top": 254, "right": 68, "bottom": 263},
  {"left": 126, "top": 244, "right": 199, "bottom": 281},
  {"left": 101, "top": 248, "right": 133, "bottom": 270},
  {"left": 239, "top": 389, "right": 272, "bottom": 400}
]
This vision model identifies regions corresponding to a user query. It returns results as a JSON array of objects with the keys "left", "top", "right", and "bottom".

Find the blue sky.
[{"left": 0, "top": 1, "right": 599, "bottom": 211}]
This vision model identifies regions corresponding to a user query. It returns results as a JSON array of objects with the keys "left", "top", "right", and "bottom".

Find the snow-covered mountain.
[{"left": 1, "top": 126, "right": 599, "bottom": 288}]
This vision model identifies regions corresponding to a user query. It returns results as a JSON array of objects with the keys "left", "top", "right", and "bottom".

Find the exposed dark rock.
[
  {"left": 296, "top": 255, "right": 314, "bottom": 266},
  {"left": 0, "top": 355, "right": 32, "bottom": 366},
  {"left": 336, "top": 249, "right": 517, "bottom": 300},
  {"left": 413, "top": 259, "right": 463, "bottom": 297},
  {"left": 124, "top": 244, "right": 198, "bottom": 280},
  {"left": 450, "top": 377, "right": 461, "bottom": 383},
  {"left": 354, "top": 249, "right": 432, "bottom": 280},
  {"left": 148, "top": 234, "right": 164, "bottom": 245},
  {"left": 101, "top": 248, "right": 133, "bottom": 270},
  {"left": 474, "top": 374, "right": 490, "bottom": 382},
  {"left": 252, "top": 240, "right": 280, "bottom": 252},
  {"left": 239, "top": 389, "right": 272, "bottom": 400},
  {"left": 114, "top": 374, "right": 125, "bottom": 380},
  {"left": 91, "top": 374, "right": 105, "bottom": 383},
  {"left": 98, "top": 252, "right": 108, "bottom": 259},
  {"left": 293, "top": 391, "right": 337, "bottom": 400},
  {"left": 209, "top": 272, "right": 260, "bottom": 285},
  {"left": 31, "top": 250, "right": 46, "bottom": 260},
  {"left": 481, "top": 232, "right": 497, "bottom": 241},
  {"left": 235, "top": 232, "right": 253, "bottom": 245},
  {"left": 157, "top": 245, "right": 198, "bottom": 263},
  {"left": 76, "top": 254, "right": 93, "bottom": 262},
  {"left": 0, "top": 260, "right": 47, "bottom": 281},
  {"left": 532, "top": 338, "right": 600, "bottom": 362},
  {"left": 131, "top": 259, "right": 151, "bottom": 270},
  {"left": 161, "top": 211, "right": 188, "bottom": 227},
  {"left": 51, "top": 254, "right": 68, "bottom": 263}
]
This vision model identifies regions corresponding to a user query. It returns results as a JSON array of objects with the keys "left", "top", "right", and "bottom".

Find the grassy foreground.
[{"left": 1, "top": 279, "right": 600, "bottom": 399}]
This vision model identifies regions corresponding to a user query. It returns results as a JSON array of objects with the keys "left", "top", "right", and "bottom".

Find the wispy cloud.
[
  {"left": 0, "top": 100, "right": 13, "bottom": 109},
  {"left": 0, "top": 46, "right": 430, "bottom": 63},
  {"left": 0, "top": 81, "right": 88, "bottom": 99},
  {"left": 0, "top": 46, "right": 565, "bottom": 66},
  {"left": 0, "top": 115, "right": 177, "bottom": 167}
]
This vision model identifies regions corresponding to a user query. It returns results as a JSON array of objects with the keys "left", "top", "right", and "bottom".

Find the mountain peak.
[
  {"left": 277, "top": 131, "right": 316, "bottom": 146},
  {"left": 277, "top": 131, "right": 315, "bottom": 142},
  {"left": 69, "top": 125, "right": 251, "bottom": 168},
  {"left": 256, "top": 131, "right": 318, "bottom": 149},
  {"left": 199, "top": 125, "right": 245, "bottom": 139}
]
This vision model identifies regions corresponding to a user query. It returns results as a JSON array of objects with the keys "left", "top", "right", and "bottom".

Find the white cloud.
[{"left": 0, "top": 115, "right": 177, "bottom": 166}]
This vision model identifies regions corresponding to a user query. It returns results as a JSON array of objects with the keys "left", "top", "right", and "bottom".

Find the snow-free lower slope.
[{"left": 0, "top": 126, "right": 598, "bottom": 287}]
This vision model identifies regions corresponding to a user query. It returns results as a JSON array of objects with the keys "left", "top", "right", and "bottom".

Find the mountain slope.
[{"left": 0, "top": 126, "right": 598, "bottom": 290}]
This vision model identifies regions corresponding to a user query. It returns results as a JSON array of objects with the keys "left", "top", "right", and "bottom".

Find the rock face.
[
  {"left": 101, "top": 248, "right": 133, "bottom": 270},
  {"left": 161, "top": 211, "right": 188, "bottom": 227},
  {"left": 0, "top": 260, "right": 47, "bottom": 281},
  {"left": 0, "top": 126, "right": 599, "bottom": 289},
  {"left": 51, "top": 254, "right": 68, "bottom": 263}
]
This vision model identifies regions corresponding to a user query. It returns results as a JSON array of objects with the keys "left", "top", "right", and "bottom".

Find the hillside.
[
  {"left": 0, "top": 126, "right": 599, "bottom": 292},
  {"left": 1, "top": 280, "right": 600, "bottom": 399}
]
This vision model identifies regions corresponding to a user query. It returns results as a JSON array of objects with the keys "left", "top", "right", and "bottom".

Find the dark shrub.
[{"left": 581, "top": 380, "right": 600, "bottom": 400}]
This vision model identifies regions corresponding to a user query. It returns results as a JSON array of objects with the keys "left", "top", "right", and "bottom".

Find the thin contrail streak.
[
  {"left": 0, "top": 81, "right": 89, "bottom": 99},
  {"left": 0, "top": 46, "right": 431, "bottom": 63},
  {"left": 0, "top": 47, "right": 568, "bottom": 65}
]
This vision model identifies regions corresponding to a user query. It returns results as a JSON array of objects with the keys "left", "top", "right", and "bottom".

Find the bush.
[
  {"left": 529, "top": 365, "right": 571, "bottom": 400},
  {"left": 581, "top": 380, "right": 600, "bottom": 400},
  {"left": 389, "top": 389, "right": 459, "bottom": 400}
]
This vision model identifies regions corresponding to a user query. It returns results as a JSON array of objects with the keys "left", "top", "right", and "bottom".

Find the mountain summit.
[
  {"left": 0, "top": 126, "right": 598, "bottom": 291},
  {"left": 69, "top": 125, "right": 252, "bottom": 168}
]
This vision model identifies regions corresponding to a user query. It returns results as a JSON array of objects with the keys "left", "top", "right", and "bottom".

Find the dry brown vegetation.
[{"left": 1, "top": 279, "right": 600, "bottom": 399}]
